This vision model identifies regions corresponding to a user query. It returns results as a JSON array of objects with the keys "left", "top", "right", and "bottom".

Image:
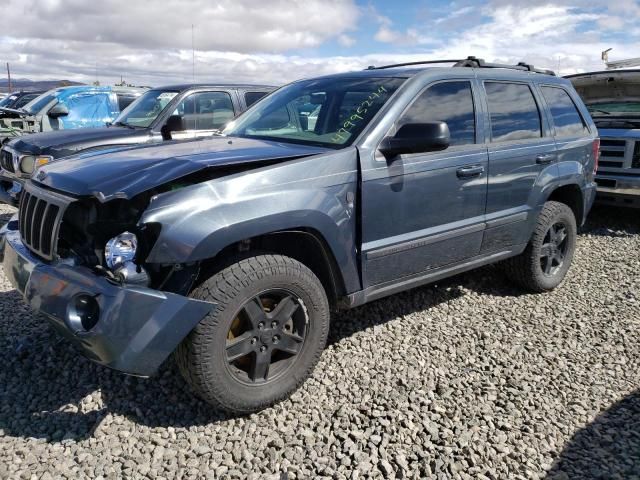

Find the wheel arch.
[
  {"left": 194, "top": 228, "right": 349, "bottom": 308},
  {"left": 545, "top": 183, "right": 584, "bottom": 225}
]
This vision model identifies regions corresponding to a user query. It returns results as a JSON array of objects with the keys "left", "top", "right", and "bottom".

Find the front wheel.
[
  {"left": 503, "top": 201, "right": 577, "bottom": 292},
  {"left": 175, "top": 254, "right": 330, "bottom": 413}
]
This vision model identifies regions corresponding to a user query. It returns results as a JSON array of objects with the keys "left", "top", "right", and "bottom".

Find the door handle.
[
  {"left": 535, "top": 154, "right": 555, "bottom": 165},
  {"left": 456, "top": 165, "right": 485, "bottom": 178}
]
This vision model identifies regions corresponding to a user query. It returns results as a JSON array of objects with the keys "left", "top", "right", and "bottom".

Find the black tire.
[
  {"left": 503, "top": 201, "right": 577, "bottom": 293},
  {"left": 175, "top": 254, "right": 330, "bottom": 413}
]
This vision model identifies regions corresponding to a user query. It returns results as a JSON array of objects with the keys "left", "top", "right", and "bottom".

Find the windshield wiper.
[{"left": 590, "top": 108, "right": 611, "bottom": 115}]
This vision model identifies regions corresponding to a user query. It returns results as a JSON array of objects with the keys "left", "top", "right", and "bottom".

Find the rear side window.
[
  {"left": 245, "top": 91, "right": 268, "bottom": 107},
  {"left": 485, "top": 82, "right": 542, "bottom": 142},
  {"left": 399, "top": 81, "right": 476, "bottom": 146},
  {"left": 541, "top": 86, "right": 588, "bottom": 137}
]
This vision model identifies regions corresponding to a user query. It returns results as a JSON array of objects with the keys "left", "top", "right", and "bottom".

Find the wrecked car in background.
[
  {"left": 0, "top": 83, "right": 275, "bottom": 206},
  {"left": 0, "top": 90, "right": 45, "bottom": 115},
  {"left": 0, "top": 85, "right": 146, "bottom": 144},
  {"left": 568, "top": 69, "right": 640, "bottom": 208}
]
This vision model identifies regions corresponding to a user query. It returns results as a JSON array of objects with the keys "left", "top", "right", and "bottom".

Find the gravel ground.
[{"left": 0, "top": 203, "right": 638, "bottom": 480}]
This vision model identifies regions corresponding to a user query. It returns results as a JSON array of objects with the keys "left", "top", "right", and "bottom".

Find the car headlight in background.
[
  {"left": 105, "top": 232, "right": 138, "bottom": 269},
  {"left": 19, "top": 155, "right": 53, "bottom": 176}
]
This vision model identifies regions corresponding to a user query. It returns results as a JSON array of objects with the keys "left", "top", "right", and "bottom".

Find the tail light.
[{"left": 592, "top": 138, "right": 600, "bottom": 174}]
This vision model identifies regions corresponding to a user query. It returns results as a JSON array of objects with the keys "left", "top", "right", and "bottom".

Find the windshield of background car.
[
  {"left": 114, "top": 89, "right": 179, "bottom": 127},
  {"left": 22, "top": 92, "right": 58, "bottom": 115},
  {"left": 586, "top": 102, "right": 640, "bottom": 114},
  {"left": 0, "top": 94, "right": 19, "bottom": 108},
  {"left": 223, "top": 77, "right": 405, "bottom": 147}
]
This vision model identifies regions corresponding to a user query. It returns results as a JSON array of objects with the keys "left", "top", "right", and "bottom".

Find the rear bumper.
[
  {"left": 595, "top": 174, "right": 640, "bottom": 208},
  {"left": 0, "top": 216, "right": 215, "bottom": 376}
]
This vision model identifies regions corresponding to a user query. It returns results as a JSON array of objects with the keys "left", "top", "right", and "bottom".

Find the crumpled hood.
[
  {"left": 33, "top": 136, "right": 328, "bottom": 201},
  {"left": 567, "top": 70, "right": 640, "bottom": 104},
  {"left": 8, "top": 126, "right": 143, "bottom": 158}
]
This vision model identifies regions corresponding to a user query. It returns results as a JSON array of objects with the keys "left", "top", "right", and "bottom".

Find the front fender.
[{"left": 139, "top": 148, "right": 361, "bottom": 293}]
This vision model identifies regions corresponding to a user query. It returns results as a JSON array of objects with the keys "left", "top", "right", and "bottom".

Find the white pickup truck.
[{"left": 569, "top": 70, "right": 640, "bottom": 208}]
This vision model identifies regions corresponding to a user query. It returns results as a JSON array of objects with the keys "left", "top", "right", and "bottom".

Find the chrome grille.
[
  {"left": 0, "top": 148, "right": 15, "bottom": 173},
  {"left": 18, "top": 184, "right": 69, "bottom": 261},
  {"left": 598, "top": 138, "right": 640, "bottom": 176}
]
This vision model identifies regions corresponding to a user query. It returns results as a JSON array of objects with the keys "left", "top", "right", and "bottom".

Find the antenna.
[
  {"left": 6, "top": 63, "right": 11, "bottom": 92},
  {"left": 192, "top": 24, "right": 195, "bottom": 82}
]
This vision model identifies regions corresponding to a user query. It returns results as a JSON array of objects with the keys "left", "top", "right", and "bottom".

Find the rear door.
[
  {"left": 538, "top": 84, "right": 593, "bottom": 187},
  {"left": 482, "top": 80, "right": 557, "bottom": 252},
  {"left": 361, "top": 79, "right": 488, "bottom": 287}
]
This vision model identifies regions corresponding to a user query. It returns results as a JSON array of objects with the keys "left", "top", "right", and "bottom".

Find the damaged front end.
[{"left": 0, "top": 180, "right": 217, "bottom": 376}]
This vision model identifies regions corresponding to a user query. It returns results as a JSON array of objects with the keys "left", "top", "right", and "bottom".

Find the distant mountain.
[{"left": 0, "top": 78, "right": 85, "bottom": 92}]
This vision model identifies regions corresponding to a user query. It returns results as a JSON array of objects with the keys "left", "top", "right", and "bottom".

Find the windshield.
[
  {"left": 0, "top": 94, "right": 19, "bottom": 108},
  {"left": 114, "top": 89, "right": 179, "bottom": 127},
  {"left": 586, "top": 102, "right": 640, "bottom": 115},
  {"left": 22, "top": 92, "right": 58, "bottom": 115},
  {"left": 223, "top": 77, "right": 405, "bottom": 147}
]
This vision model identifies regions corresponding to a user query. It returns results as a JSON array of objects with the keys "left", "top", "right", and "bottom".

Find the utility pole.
[{"left": 6, "top": 62, "right": 12, "bottom": 92}]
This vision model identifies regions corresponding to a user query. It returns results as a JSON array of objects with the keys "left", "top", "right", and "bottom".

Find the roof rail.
[{"left": 366, "top": 56, "right": 556, "bottom": 76}]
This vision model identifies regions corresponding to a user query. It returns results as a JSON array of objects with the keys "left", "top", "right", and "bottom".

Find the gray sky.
[{"left": 1, "top": 0, "right": 639, "bottom": 87}]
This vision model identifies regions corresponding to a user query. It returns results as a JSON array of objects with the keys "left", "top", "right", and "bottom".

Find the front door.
[{"left": 361, "top": 80, "right": 488, "bottom": 287}]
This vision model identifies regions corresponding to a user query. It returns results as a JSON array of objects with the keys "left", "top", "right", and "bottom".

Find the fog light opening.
[{"left": 67, "top": 294, "right": 100, "bottom": 332}]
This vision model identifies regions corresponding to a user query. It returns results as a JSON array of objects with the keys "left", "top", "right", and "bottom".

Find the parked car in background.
[
  {"left": 0, "top": 85, "right": 146, "bottom": 143},
  {"left": 0, "top": 90, "right": 45, "bottom": 116},
  {"left": 568, "top": 70, "right": 640, "bottom": 208},
  {"left": 0, "top": 83, "right": 275, "bottom": 205},
  {"left": 0, "top": 57, "right": 597, "bottom": 413}
]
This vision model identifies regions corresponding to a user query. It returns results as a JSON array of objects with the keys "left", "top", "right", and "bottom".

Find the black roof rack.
[{"left": 366, "top": 56, "right": 556, "bottom": 76}]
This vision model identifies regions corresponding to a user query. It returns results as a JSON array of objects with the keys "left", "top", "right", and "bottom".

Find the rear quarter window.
[
  {"left": 245, "top": 91, "right": 268, "bottom": 107},
  {"left": 540, "top": 86, "right": 589, "bottom": 137}
]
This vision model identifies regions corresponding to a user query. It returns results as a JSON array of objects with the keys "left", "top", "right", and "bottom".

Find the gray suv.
[{"left": 0, "top": 57, "right": 598, "bottom": 413}]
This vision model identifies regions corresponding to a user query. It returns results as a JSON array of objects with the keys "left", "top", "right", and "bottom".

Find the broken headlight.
[{"left": 105, "top": 231, "right": 138, "bottom": 269}]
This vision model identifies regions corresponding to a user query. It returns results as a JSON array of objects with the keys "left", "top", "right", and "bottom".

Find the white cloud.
[{"left": 338, "top": 34, "right": 356, "bottom": 47}]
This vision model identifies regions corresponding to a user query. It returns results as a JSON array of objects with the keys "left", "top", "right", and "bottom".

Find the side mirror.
[
  {"left": 379, "top": 121, "right": 450, "bottom": 158},
  {"left": 48, "top": 103, "right": 69, "bottom": 118},
  {"left": 161, "top": 115, "right": 184, "bottom": 140}
]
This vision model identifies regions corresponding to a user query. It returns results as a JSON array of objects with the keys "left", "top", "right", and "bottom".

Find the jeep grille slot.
[
  {"left": 0, "top": 149, "right": 14, "bottom": 173},
  {"left": 18, "top": 186, "right": 68, "bottom": 261}
]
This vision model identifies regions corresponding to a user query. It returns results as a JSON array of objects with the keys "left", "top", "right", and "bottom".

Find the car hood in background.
[
  {"left": 567, "top": 70, "right": 640, "bottom": 104},
  {"left": 8, "top": 126, "right": 147, "bottom": 159},
  {"left": 33, "top": 136, "right": 328, "bottom": 201}
]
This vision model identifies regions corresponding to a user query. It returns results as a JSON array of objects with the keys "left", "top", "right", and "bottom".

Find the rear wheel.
[
  {"left": 175, "top": 254, "right": 329, "bottom": 413},
  {"left": 503, "top": 201, "right": 577, "bottom": 292}
]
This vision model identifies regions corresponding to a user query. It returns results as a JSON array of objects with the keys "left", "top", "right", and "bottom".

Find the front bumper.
[
  {"left": 595, "top": 174, "right": 640, "bottom": 208},
  {"left": 0, "top": 216, "right": 215, "bottom": 376}
]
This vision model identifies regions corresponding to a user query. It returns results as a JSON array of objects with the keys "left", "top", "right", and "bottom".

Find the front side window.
[
  {"left": 172, "top": 91, "right": 235, "bottom": 130},
  {"left": 114, "top": 89, "right": 179, "bottom": 128},
  {"left": 224, "top": 77, "right": 405, "bottom": 148},
  {"left": 398, "top": 81, "right": 476, "bottom": 146},
  {"left": 60, "top": 93, "right": 113, "bottom": 127},
  {"left": 541, "top": 86, "right": 588, "bottom": 137},
  {"left": 485, "top": 82, "right": 542, "bottom": 142}
]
